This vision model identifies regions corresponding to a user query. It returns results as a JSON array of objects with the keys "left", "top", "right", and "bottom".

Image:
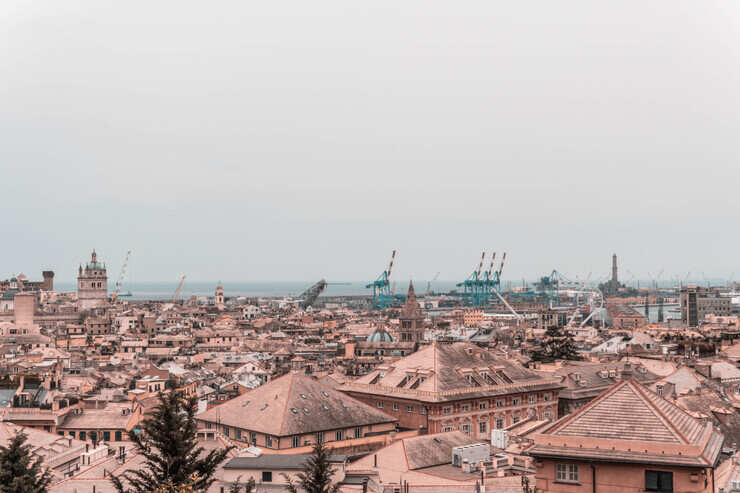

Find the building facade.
[
  {"left": 341, "top": 342, "right": 563, "bottom": 440},
  {"left": 680, "top": 286, "right": 731, "bottom": 327}
]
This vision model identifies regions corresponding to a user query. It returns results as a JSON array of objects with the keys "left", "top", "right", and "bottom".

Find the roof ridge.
[
  {"left": 546, "top": 378, "right": 626, "bottom": 434},
  {"left": 278, "top": 372, "right": 295, "bottom": 437},
  {"left": 630, "top": 380, "right": 692, "bottom": 444}
]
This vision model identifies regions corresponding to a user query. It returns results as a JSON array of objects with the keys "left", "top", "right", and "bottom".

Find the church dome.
[{"left": 367, "top": 327, "right": 394, "bottom": 343}]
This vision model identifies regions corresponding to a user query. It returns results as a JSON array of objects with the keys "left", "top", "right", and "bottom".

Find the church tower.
[
  {"left": 398, "top": 281, "right": 425, "bottom": 342},
  {"left": 77, "top": 250, "right": 108, "bottom": 310},
  {"left": 215, "top": 282, "right": 224, "bottom": 310}
]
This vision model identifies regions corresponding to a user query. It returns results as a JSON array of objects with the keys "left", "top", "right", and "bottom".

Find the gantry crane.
[
  {"left": 456, "top": 251, "right": 487, "bottom": 306},
  {"left": 366, "top": 250, "right": 396, "bottom": 309},
  {"left": 110, "top": 250, "right": 132, "bottom": 302}
]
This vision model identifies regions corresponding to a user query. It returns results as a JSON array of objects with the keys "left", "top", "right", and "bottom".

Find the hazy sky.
[{"left": 2, "top": 1, "right": 740, "bottom": 283}]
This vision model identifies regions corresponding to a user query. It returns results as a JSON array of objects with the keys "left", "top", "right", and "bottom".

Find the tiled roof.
[
  {"left": 529, "top": 377, "right": 725, "bottom": 468},
  {"left": 197, "top": 372, "right": 396, "bottom": 437}
]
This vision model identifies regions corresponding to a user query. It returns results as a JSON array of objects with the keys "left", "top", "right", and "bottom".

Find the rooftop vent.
[
  {"left": 290, "top": 408, "right": 297, "bottom": 414},
  {"left": 300, "top": 394, "right": 307, "bottom": 399},
  {"left": 241, "top": 400, "right": 250, "bottom": 407},
  {"left": 260, "top": 404, "right": 269, "bottom": 411},
  {"left": 321, "top": 391, "right": 329, "bottom": 398},
  {"left": 303, "top": 407, "right": 310, "bottom": 413}
]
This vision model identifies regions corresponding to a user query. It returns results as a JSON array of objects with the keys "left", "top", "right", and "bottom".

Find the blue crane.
[
  {"left": 366, "top": 250, "right": 396, "bottom": 310},
  {"left": 456, "top": 252, "right": 487, "bottom": 306}
]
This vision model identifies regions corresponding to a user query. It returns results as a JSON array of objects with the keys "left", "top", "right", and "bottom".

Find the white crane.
[{"left": 111, "top": 250, "right": 132, "bottom": 302}]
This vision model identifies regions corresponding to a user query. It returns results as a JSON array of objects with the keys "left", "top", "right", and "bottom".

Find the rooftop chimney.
[{"left": 622, "top": 361, "right": 633, "bottom": 380}]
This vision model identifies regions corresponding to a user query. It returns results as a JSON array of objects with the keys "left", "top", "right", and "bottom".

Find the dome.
[{"left": 367, "top": 327, "right": 394, "bottom": 343}]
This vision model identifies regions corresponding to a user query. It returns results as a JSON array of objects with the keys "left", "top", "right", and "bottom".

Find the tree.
[
  {"left": 0, "top": 430, "right": 52, "bottom": 493},
  {"left": 530, "top": 325, "right": 582, "bottom": 363},
  {"left": 110, "top": 390, "right": 233, "bottom": 493},
  {"left": 284, "top": 441, "right": 339, "bottom": 493},
  {"left": 227, "top": 476, "right": 255, "bottom": 493}
]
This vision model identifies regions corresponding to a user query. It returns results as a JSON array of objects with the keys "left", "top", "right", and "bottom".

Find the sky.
[{"left": 2, "top": 1, "right": 740, "bottom": 284}]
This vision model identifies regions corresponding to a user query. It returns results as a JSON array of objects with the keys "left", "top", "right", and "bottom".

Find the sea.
[{"left": 54, "top": 280, "right": 463, "bottom": 300}]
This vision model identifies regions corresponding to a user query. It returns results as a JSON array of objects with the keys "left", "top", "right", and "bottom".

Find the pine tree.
[
  {"left": 0, "top": 430, "right": 52, "bottom": 493},
  {"left": 110, "top": 389, "right": 233, "bottom": 493},
  {"left": 284, "top": 441, "right": 339, "bottom": 493},
  {"left": 530, "top": 325, "right": 582, "bottom": 363}
]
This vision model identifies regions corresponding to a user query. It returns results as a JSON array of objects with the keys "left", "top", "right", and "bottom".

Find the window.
[
  {"left": 266, "top": 435, "right": 273, "bottom": 448},
  {"left": 420, "top": 407, "right": 427, "bottom": 415},
  {"left": 69, "top": 431, "right": 76, "bottom": 438},
  {"left": 461, "top": 424, "right": 471, "bottom": 435},
  {"left": 115, "top": 431, "right": 122, "bottom": 441},
  {"left": 317, "top": 432, "right": 325, "bottom": 444},
  {"left": 79, "top": 431, "right": 86, "bottom": 440},
  {"left": 496, "top": 418, "right": 504, "bottom": 429},
  {"left": 262, "top": 471, "right": 272, "bottom": 482},
  {"left": 443, "top": 407, "right": 452, "bottom": 414},
  {"left": 442, "top": 425, "right": 454, "bottom": 432},
  {"left": 235, "top": 429, "right": 241, "bottom": 440},
  {"left": 292, "top": 436, "right": 300, "bottom": 448},
  {"left": 556, "top": 464, "right": 579, "bottom": 483},
  {"left": 223, "top": 426, "right": 229, "bottom": 437},
  {"left": 512, "top": 398, "right": 519, "bottom": 406},
  {"left": 377, "top": 401, "right": 383, "bottom": 409},
  {"left": 479, "top": 421, "right": 487, "bottom": 433},
  {"left": 335, "top": 430, "right": 343, "bottom": 441},
  {"left": 544, "top": 393, "right": 551, "bottom": 401},
  {"left": 103, "top": 431, "right": 111, "bottom": 442},
  {"left": 645, "top": 470, "right": 673, "bottom": 492},
  {"left": 479, "top": 402, "right": 487, "bottom": 410},
  {"left": 496, "top": 400, "right": 504, "bottom": 408},
  {"left": 393, "top": 403, "right": 399, "bottom": 411},
  {"left": 355, "top": 427, "right": 363, "bottom": 438},
  {"left": 529, "top": 395, "right": 536, "bottom": 404},
  {"left": 407, "top": 406, "right": 414, "bottom": 413},
  {"left": 461, "top": 404, "right": 470, "bottom": 412},
  {"left": 250, "top": 432, "right": 256, "bottom": 445}
]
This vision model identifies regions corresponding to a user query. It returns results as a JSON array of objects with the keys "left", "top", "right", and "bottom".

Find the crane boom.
[
  {"left": 111, "top": 250, "right": 132, "bottom": 301},
  {"left": 387, "top": 250, "right": 396, "bottom": 278},
  {"left": 477, "top": 251, "right": 486, "bottom": 280},
  {"left": 497, "top": 252, "right": 507, "bottom": 278},
  {"left": 486, "top": 252, "right": 497, "bottom": 281},
  {"left": 172, "top": 275, "right": 186, "bottom": 303}
]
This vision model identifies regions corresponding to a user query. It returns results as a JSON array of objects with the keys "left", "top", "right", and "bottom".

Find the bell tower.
[{"left": 398, "top": 281, "right": 425, "bottom": 342}]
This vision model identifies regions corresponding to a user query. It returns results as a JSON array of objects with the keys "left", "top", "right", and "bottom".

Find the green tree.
[
  {"left": 530, "top": 326, "right": 582, "bottom": 363},
  {"left": 0, "top": 430, "right": 52, "bottom": 493},
  {"left": 284, "top": 441, "right": 339, "bottom": 493},
  {"left": 110, "top": 390, "right": 233, "bottom": 493}
]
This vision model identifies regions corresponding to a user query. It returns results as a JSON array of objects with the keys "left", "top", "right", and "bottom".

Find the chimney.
[{"left": 622, "top": 361, "right": 633, "bottom": 380}]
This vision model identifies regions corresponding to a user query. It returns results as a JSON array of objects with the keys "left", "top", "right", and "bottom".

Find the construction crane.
[
  {"left": 366, "top": 250, "right": 396, "bottom": 310},
  {"left": 110, "top": 250, "right": 132, "bottom": 302},
  {"left": 426, "top": 272, "right": 440, "bottom": 295},
  {"left": 172, "top": 275, "right": 186, "bottom": 303},
  {"left": 300, "top": 279, "right": 328, "bottom": 309}
]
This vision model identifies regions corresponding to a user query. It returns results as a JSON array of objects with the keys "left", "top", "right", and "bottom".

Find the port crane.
[
  {"left": 172, "top": 275, "right": 186, "bottom": 303},
  {"left": 456, "top": 251, "right": 487, "bottom": 306},
  {"left": 485, "top": 252, "right": 506, "bottom": 301},
  {"left": 366, "top": 250, "right": 396, "bottom": 310},
  {"left": 426, "top": 272, "right": 440, "bottom": 295},
  {"left": 110, "top": 250, "right": 132, "bottom": 302},
  {"left": 299, "top": 279, "right": 327, "bottom": 309}
]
